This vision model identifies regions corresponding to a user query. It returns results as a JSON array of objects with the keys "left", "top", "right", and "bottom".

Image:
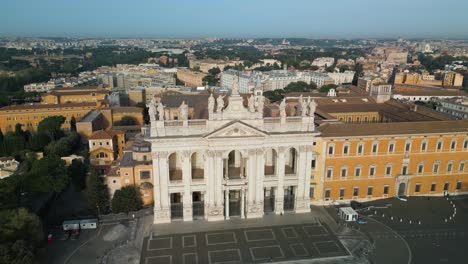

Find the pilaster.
[{"left": 275, "top": 147, "right": 286, "bottom": 215}]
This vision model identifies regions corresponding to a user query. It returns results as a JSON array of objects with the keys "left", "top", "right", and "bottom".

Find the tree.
[
  {"left": 68, "top": 159, "right": 87, "bottom": 191},
  {"left": 70, "top": 116, "right": 77, "bottom": 132},
  {"left": 30, "top": 133, "right": 51, "bottom": 152},
  {"left": 0, "top": 208, "right": 43, "bottom": 264},
  {"left": 25, "top": 154, "right": 69, "bottom": 194},
  {"left": 43, "top": 132, "right": 80, "bottom": 157},
  {"left": 208, "top": 67, "right": 221, "bottom": 76},
  {"left": 85, "top": 169, "right": 109, "bottom": 215},
  {"left": 283, "top": 81, "right": 317, "bottom": 93},
  {"left": 37, "top": 116, "right": 65, "bottom": 141},
  {"left": 113, "top": 116, "right": 138, "bottom": 126},
  {"left": 263, "top": 90, "right": 285, "bottom": 102},
  {"left": 111, "top": 186, "right": 143, "bottom": 213},
  {"left": 320, "top": 84, "right": 338, "bottom": 93}
]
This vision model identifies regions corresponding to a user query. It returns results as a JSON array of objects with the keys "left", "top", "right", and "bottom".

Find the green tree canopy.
[
  {"left": 68, "top": 159, "right": 87, "bottom": 191},
  {"left": 283, "top": 81, "right": 317, "bottom": 93},
  {"left": 85, "top": 169, "right": 109, "bottom": 215},
  {"left": 0, "top": 208, "right": 43, "bottom": 264},
  {"left": 319, "top": 84, "right": 338, "bottom": 93},
  {"left": 111, "top": 186, "right": 143, "bottom": 214},
  {"left": 37, "top": 116, "right": 65, "bottom": 141},
  {"left": 25, "top": 154, "right": 69, "bottom": 193}
]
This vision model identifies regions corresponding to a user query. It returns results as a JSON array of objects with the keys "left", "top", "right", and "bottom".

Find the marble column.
[
  {"left": 225, "top": 189, "right": 230, "bottom": 220},
  {"left": 241, "top": 188, "right": 245, "bottom": 219},
  {"left": 182, "top": 151, "right": 193, "bottom": 221},
  {"left": 275, "top": 147, "right": 286, "bottom": 215},
  {"left": 295, "top": 146, "right": 311, "bottom": 213},
  {"left": 153, "top": 151, "right": 171, "bottom": 224},
  {"left": 207, "top": 151, "right": 224, "bottom": 221}
]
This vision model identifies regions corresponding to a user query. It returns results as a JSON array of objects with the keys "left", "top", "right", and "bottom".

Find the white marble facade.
[{"left": 146, "top": 83, "right": 319, "bottom": 224}]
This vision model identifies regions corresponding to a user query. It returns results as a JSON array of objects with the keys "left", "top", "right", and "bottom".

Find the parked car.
[{"left": 356, "top": 218, "right": 368, "bottom": 225}]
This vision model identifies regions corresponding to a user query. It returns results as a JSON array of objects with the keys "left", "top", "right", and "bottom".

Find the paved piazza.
[{"left": 141, "top": 222, "right": 349, "bottom": 264}]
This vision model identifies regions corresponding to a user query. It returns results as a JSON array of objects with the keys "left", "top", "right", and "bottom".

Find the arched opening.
[
  {"left": 225, "top": 150, "right": 244, "bottom": 179},
  {"left": 264, "top": 149, "right": 277, "bottom": 176},
  {"left": 96, "top": 152, "right": 108, "bottom": 158},
  {"left": 191, "top": 152, "right": 204, "bottom": 180},
  {"left": 285, "top": 148, "right": 298, "bottom": 175},
  {"left": 168, "top": 153, "right": 182, "bottom": 181}
]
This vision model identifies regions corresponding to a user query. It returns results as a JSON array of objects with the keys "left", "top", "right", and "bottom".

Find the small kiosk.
[{"left": 339, "top": 207, "right": 358, "bottom": 222}]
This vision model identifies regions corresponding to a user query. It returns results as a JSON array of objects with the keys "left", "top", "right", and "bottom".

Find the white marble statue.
[
  {"left": 157, "top": 101, "right": 165, "bottom": 120},
  {"left": 147, "top": 98, "right": 157, "bottom": 121},
  {"left": 216, "top": 95, "right": 225, "bottom": 112},
  {"left": 309, "top": 99, "right": 317, "bottom": 117},
  {"left": 208, "top": 93, "right": 215, "bottom": 114},
  {"left": 248, "top": 95, "right": 255, "bottom": 112},
  {"left": 300, "top": 95, "right": 308, "bottom": 117},
  {"left": 179, "top": 101, "right": 188, "bottom": 120},
  {"left": 279, "top": 98, "right": 286, "bottom": 118}
]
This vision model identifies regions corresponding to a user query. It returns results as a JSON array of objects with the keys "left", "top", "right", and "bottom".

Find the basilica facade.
[{"left": 145, "top": 86, "right": 319, "bottom": 223}]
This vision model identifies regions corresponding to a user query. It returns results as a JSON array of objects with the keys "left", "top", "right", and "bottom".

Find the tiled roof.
[
  {"left": 318, "top": 120, "right": 468, "bottom": 137},
  {"left": 89, "top": 130, "right": 115, "bottom": 140}
]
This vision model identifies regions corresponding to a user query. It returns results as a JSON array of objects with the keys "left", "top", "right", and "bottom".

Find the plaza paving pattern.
[{"left": 140, "top": 222, "right": 349, "bottom": 264}]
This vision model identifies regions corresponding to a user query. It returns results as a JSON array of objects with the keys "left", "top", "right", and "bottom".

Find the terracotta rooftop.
[
  {"left": 46, "top": 90, "right": 108, "bottom": 96},
  {"left": 318, "top": 120, "right": 468, "bottom": 137},
  {"left": 0, "top": 102, "right": 98, "bottom": 111},
  {"left": 89, "top": 130, "right": 116, "bottom": 140}
]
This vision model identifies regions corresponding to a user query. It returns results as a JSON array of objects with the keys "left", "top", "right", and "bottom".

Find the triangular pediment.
[{"left": 204, "top": 121, "right": 268, "bottom": 139}]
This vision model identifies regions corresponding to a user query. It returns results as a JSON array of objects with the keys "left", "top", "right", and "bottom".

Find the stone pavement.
[
  {"left": 141, "top": 222, "right": 349, "bottom": 264},
  {"left": 140, "top": 207, "right": 359, "bottom": 264}
]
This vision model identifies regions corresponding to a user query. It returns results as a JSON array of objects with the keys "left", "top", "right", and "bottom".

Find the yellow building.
[
  {"left": 317, "top": 120, "right": 468, "bottom": 203},
  {"left": 0, "top": 102, "right": 103, "bottom": 133},
  {"left": 41, "top": 90, "right": 108, "bottom": 104},
  {"left": 176, "top": 69, "right": 207, "bottom": 87},
  {"left": 88, "top": 129, "right": 125, "bottom": 173},
  {"left": 105, "top": 135, "right": 154, "bottom": 205},
  {"left": 443, "top": 71, "right": 464, "bottom": 87}
]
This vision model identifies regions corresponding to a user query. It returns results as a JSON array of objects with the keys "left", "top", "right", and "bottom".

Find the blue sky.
[{"left": 1, "top": 0, "right": 467, "bottom": 38}]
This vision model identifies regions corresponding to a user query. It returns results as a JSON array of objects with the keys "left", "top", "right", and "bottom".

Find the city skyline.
[{"left": 2, "top": 0, "right": 468, "bottom": 39}]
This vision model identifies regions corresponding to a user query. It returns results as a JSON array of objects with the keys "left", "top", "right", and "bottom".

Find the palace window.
[
  {"left": 340, "top": 167, "right": 348, "bottom": 178},
  {"left": 369, "top": 165, "right": 376, "bottom": 177},
  {"left": 447, "top": 161, "right": 454, "bottom": 173},
  {"left": 355, "top": 166, "right": 361, "bottom": 177},
  {"left": 415, "top": 183, "right": 421, "bottom": 193},
  {"left": 372, "top": 142, "right": 378, "bottom": 154},
  {"left": 437, "top": 139, "right": 443, "bottom": 151},
  {"left": 430, "top": 183, "right": 437, "bottom": 192},
  {"left": 326, "top": 167, "right": 333, "bottom": 179},
  {"left": 353, "top": 187, "right": 359, "bottom": 197},
  {"left": 385, "top": 164, "right": 392, "bottom": 176},
  {"left": 421, "top": 140, "right": 427, "bottom": 152},
  {"left": 367, "top": 186, "right": 373, "bottom": 196},
  {"left": 405, "top": 141, "right": 412, "bottom": 152},
  {"left": 451, "top": 140, "right": 457, "bottom": 151},
  {"left": 343, "top": 144, "right": 350, "bottom": 155},
  {"left": 339, "top": 188, "right": 345, "bottom": 200},
  {"left": 443, "top": 182, "right": 449, "bottom": 191},
  {"left": 328, "top": 144, "right": 335, "bottom": 155},
  {"left": 357, "top": 143, "right": 364, "bottom": 155},
  {"left": 459, "top": 161, "right": 465, "bottom": 172},
  {"left": 388, "top": 142, "right": 395, "bottom": 153},
  {"left": 417, "top": 163, "right": 424, "bottom": 175},
  {"left": 456, "top": 181, "right": 462, "bottom": 190},
  {"left": 383, "top": 185, "right": 389, "bottom": 195},
  {"left": 433, "top": 162, "right": 440, "bottom": 174},
  {"left": 324, "top": 189, "right": 331, "bottom": 201}
]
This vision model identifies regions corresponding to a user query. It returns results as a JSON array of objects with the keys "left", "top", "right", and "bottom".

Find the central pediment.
[{"left": 204, "top": 121, "right": 268, "bottom": 139}]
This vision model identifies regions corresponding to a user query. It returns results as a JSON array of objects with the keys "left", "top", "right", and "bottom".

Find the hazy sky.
[{"left": 1, "top": 0, "right": 468, "bottom": 38}]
